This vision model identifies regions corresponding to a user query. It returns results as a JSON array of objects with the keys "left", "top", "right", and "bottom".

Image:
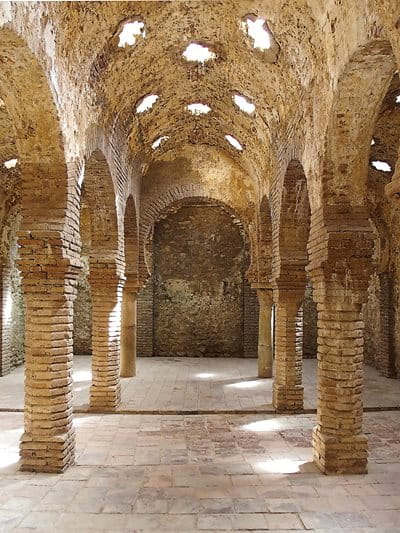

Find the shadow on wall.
[{"left": 73, "top": 255, "right": 92, "bottom": 355}]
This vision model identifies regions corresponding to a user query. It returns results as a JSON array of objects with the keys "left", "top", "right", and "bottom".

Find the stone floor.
[
  {"left": 0, "top": 357, "right": 399, "bottom": 413},
  {"left": 1, "top": 410, "right": 400, "bottom": 531}
]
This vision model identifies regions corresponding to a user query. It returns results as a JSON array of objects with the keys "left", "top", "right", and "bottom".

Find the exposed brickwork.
[
  {"left": 271, "top": 160, "right": 310, "bottom": 412},
  {"left": 82, "top": 149, "right": 124, "bottom": 411},
  {"left": 302, "top": 283, "right": 317, "bottom": 359},
  {"left": 73, "top": 255, "right": 92, "bottom": 355},
  {"left": 308, "top": 203, "right": 375, "bottom": 475},
  {"left": 0, "top": 265, "right": 11, "bottom": 376},
  {"left": 273, "top": 291, "right": 304, "bottom": 412},
  {"left": 0, "top": 1, "right": 400, "bottom": 479},
  {"left": 89, "top": 273, "right": 123, "bottom": 410},
  {"left": 377, "top": 272, "right": 397, "bottom": 377},
  {"left": 120, "top": 197, "right": 139, "bottom": 377},
  {"left": 243, "top": 279, "right": 258, "bottom": 359},
  {"left": 136, "top": 277, "right": 154, "bottom": 357}
]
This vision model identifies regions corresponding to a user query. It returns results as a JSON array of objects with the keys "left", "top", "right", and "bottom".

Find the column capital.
[
  {"left": 273, "top": 287, "right": 304, "bottom": 307},
  {"left": 124, "top": 275, "right": 141, "bottom": 293},
  {"left": 251, "top": 282, "right": 273, "bottom": 290},
  {"left": 255, "top": 286, "right": 273, "bottom": 307},
  {"left": 88, "top": 263, "right": 124, "bottom": 289}
]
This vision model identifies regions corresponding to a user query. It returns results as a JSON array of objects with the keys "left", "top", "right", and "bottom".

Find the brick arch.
[
  {"left": 0, "top": 28, "right": 80, "bottom": 472},
  {"left": 80, "top": 148, "right": 124, "bottom": 412},
  {"left": 124, "top": 195, "right": 139, "bottom": 279},
  {"left": 273, "top": 159, "right": 311, "bottom": 285},
  {"left": 324, "top": 38, "right": 396, "bottom": 204},
  {"left": 139, "top": 184, "right": 252, "bottom": 284},
  {"left": 82, "top": 148, "right": 120, "bottom": 271},
  {"left": 0, "top": 28, "right": 77, "bottom": 249}
]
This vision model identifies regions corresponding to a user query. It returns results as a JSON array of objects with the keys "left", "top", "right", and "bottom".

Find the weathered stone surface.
[{"left": 153, "top": 203, "right": 249, "bottom": 358}]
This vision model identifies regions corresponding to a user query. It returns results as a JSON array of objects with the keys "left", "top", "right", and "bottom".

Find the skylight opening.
[
  {"left": 183, "top": 43, "right": 216, "bottom": 63},
  {"left": 225, "top": 134, "right": 243, "bottom": 151},
  {"left": 371, "top": 160, "right": 392, "bottom": 173},
  {"left": 242, "top": 17, "right": 272, "bottom": 51},
  {"left": 233, "top": 93, "right": 256, "bottom": 115},
  {"left": 371, "top": 138, "right": 376, "bottom": 146},
  {"left": 4, "top": 158, "right": 18, "bottom": 169},
  {"left": 187, "top": 103, "right": 211, "bottom": 116},
  {"left": 118, "top": 21, "right": 146, "bottom": 48},
  {"left": 136, "top": 94, "right": 159, "bottom": 114},
  {"left": 396, "top": 94, "right": 400, "bottom": 104},
  {"left": 151, "top": 136, "right": 169, "bottom": 150}
]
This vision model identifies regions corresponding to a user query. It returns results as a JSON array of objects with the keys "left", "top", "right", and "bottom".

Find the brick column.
[
  {"left": 137, "top": 276, "right": 154, "bottom": 357},
  {"left": 17, "top": 233, "right": 79, "bottom": 473},
  {"left": 255, "top": 286, "right": 273, "bottom": 378},
  {"left": 89, "top": 266, "right": 123, "bottom": 411},
  {"left": 120, "top": 277, "right": 139, "bottom": 377},
  {"left": 272, "top": 289, "right": 304, "bottom": 411},
  {"left": 312, "top": 280, "right": 368, "bottom": 474},
  {"left": 308, "top": 204, "right": 374, "bottom": 474},
  {"left": 0, "top": 265, "right": 12, "bottom": 376}
]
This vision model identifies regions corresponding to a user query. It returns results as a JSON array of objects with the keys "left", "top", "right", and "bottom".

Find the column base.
[
  {"left": 90, "top": 383, "right": 121, "bottom": 411},
  {"left": 120, "top": 368, "right": 136, "bottom": 378},
  {"left": 313, "top": 427, "right": 368, "bottom": 475},
  {"left": 258, "top": 365, "right": 272, "bottom": 378},
  {"left": 0, "top": 361, "right": 11, "bottom": 377},
  {"left": 273, "top": 383, "right": 304, "bottom": 412},
  {"left": 20, "top": 430, "right": 75, "bottom": 473}
]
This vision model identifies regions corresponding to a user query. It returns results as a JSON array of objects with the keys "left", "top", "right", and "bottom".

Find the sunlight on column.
[
  {"left": 3, "top": 289, "right": 12, "bottom": 320},
  {"left": 109, "top": 301, "right": 122, "bottom": 336}
]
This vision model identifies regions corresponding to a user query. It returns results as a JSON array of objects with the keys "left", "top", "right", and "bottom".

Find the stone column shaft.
[
  {"left": 257, "top": 288, "right": 273, "bottom": 378},
  {"left": 120, "top": 279, "right": 139, "bottom": 378},
  {"left": 272, "top": 290, "right": 304, "bottom": 411}
]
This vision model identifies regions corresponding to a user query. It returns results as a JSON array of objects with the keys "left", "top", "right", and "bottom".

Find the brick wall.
[
  {"left": 303, "top": 282, "right": 317, "bottom": 358},
  {"left": 137, "top": 275, "right": 154, "bottom": 357},
  {"left": 243, "top": 279, "right": 258, "bottom": 358}
]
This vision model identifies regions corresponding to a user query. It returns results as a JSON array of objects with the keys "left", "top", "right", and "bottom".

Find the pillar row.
[
  {"left": 272, "top": 289, "right": 304, "bottom": 412},
  {"left": 120, "top": 277, "right": 140, "bottom": 378},
  {"left": 255, "top": 286, "right": 273, "bottom": 378},
  {"left": 89, "top": 267, "right": 123, "bottom": 411}
]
